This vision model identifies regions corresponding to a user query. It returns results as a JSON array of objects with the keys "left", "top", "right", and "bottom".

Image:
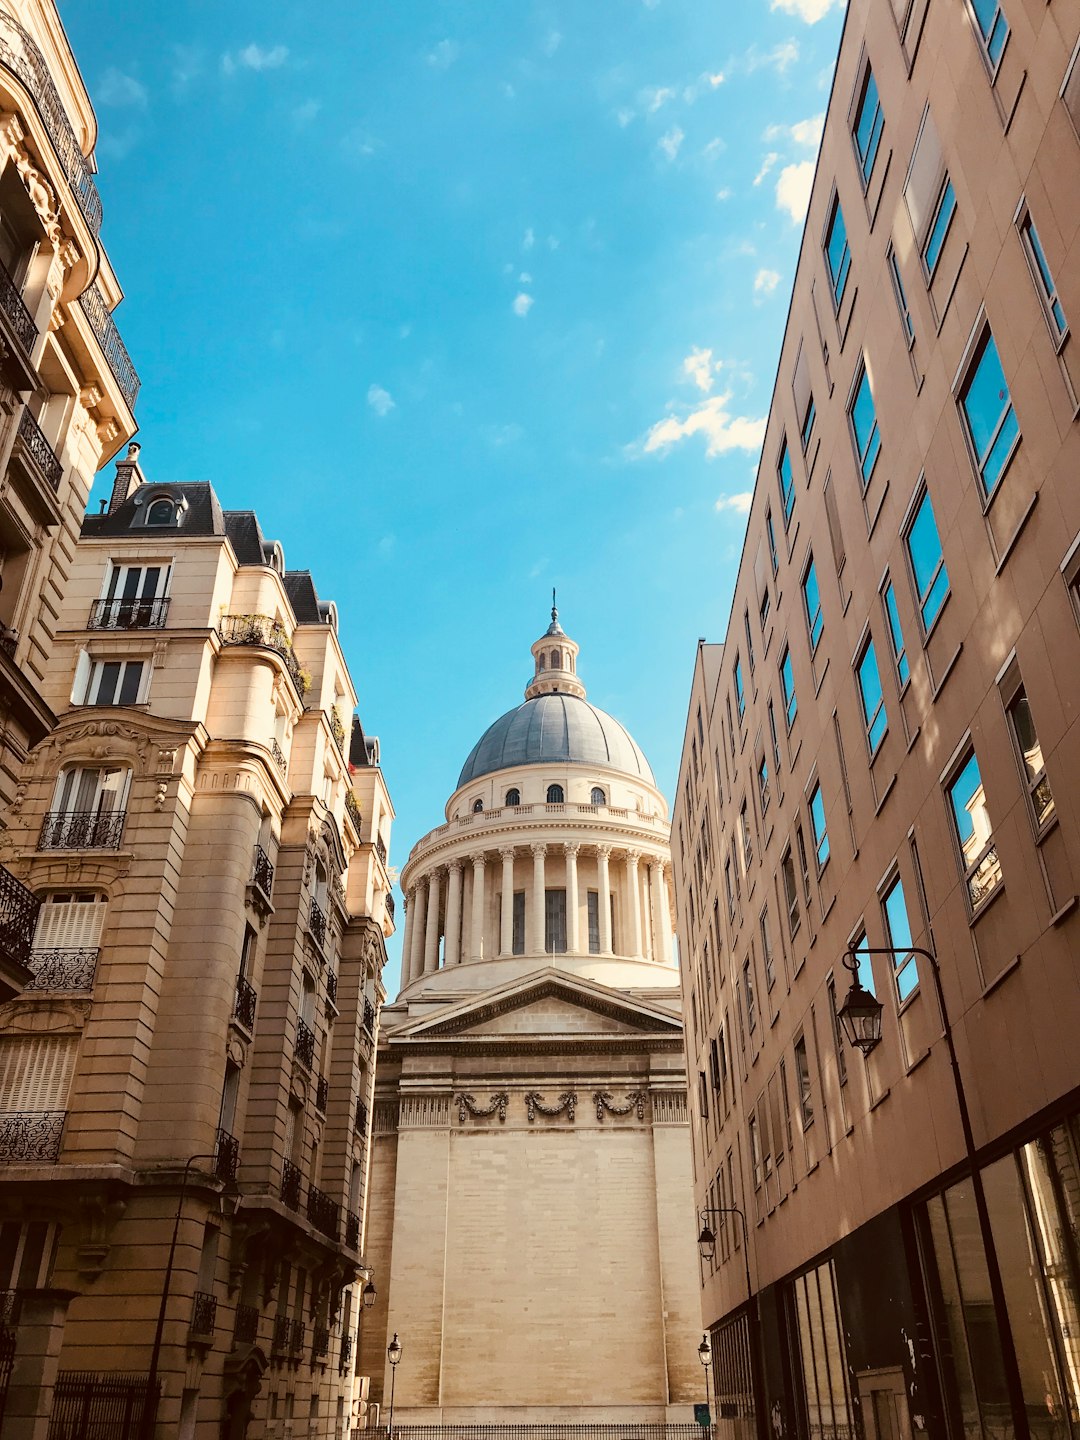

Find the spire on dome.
[
  {"left": 546, "top": 588, "right": 565, "bottom": 637},
  {"left": 525, "top": 598, "right": 586, "bottom": 701}
]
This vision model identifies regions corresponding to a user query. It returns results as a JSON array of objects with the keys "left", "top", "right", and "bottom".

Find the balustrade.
[
  {"left": 88, "top": 597, "right": 169, "bottom": 630},
  {"left": 234, "top": 1304, "right": 259, "bottom": 1344},
  {"left": 0, "top": 1110, "right": 64, "bottom": 1162},
  {"left": 27, "top": 947, "right": 97, "bottom": 991},
  {"left": 233, "top": 975, "right": 257, "bottom": 1031},
  {"left": 16, "top": 407, "right": 62, "bottom": 490},
  {"left": 281, "top": 1159, "right": 302, "bottom": 1210},
  {"left": 0, "top": 863, "right": 39, "bottom": 968},
  {"left": 220, "top": 614, "right": 308, "bottom": 695},
  {"left": 38, "top": 810, "right": 125, "bottom": 851},
  {"left": 189, "top": 1291, "right": 217, "bottom": 1338},
  {"left": 295, "top": 1018, "right": 316, "bottom": 1070}
]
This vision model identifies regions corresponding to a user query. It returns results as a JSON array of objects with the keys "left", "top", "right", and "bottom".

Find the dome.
[{"left": 457, "top": 693, "right": 655, "bottom": 789}]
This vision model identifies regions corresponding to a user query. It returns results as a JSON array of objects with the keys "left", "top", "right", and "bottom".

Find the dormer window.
[
  {"left": 591, "top": 787, "right": 606, "bottom": 806},
  {"left": 505, "top": 788, "right": 521, "bottom": 807},
  {"left": 472, "top": 798, "right": 484, "bottom": 813},
  {"left": 145, "top": 498, "right": 176, "bottom": 527},
  {"left": 546, "top": 784, "right": 564, "bottom": 804}
]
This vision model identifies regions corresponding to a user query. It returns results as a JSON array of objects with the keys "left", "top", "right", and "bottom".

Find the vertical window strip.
[
  {"left": 922, "top": 178, "right": 957, "bottom": 278},
  {"left": 849, "top": 367, "right": 881, "bottom": 486},
  {"left": 857, "top": 638, "right": 888, "bottom": 753},
  {"left": 882, "top": 581, "right": 910, "bottom": 686},
  {"left": 1019, "top": 214, "right": 1067, "bottom": 341},
  {"left": 853, "top": 69, "right": 884, "bottom": 183},
  {"left": 959, "top": 330, "right": 1019, "bottom": 497},
  {"left": 905, "top": 490, "right": 949, "bottom": 632}
]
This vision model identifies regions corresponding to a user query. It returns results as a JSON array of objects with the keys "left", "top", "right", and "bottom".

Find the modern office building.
[
  {"left": 0, "top": 0, "right": 139, "bottom": 1002},
  {"left": 0, "top": 448, "right": 395, "bottom": 1438},
  {"left": 672, "top": 2, "right": 1080, "bottom": 1439},
  {"left": 360, "top": 609, "right": 702, "bottom": 1425}
]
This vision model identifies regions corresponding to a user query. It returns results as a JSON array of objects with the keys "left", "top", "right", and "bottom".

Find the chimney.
[{"left": 108, "top": 441, "right": 144, "bottom": 514}]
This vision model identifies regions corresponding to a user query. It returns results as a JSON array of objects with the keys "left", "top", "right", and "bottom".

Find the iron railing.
[
  {"left": 345, "top": 1210, "right": 360, "bottom": 1250},
  {"left": 329, "top": 708, "right": 346, "bottom": 753},
  {"left": 306, "top": 1185, "right": 340, "bottom": 1241},
  {"left": 189, "top": 1291, "right": 217, "bottom": 1338},
  {"left": 270, "top": 736, "right": 288, "bottom": 777},
  {"left": 215, "top": 1127, "right": 240, "bottom": 1183},
  {"left": 220, "top": 614, "right": 309, "bottom": 696},
  {"left": 315, "top": 1076, "right": 329, "bottom": 1113},
  {"left": 354, "top": 1099, "right": 369, "bottom": 1136},
  {"left": 376, "top": 834, "right": 388, "bottom": 864},
  {"left": 88, "top": 597, "right": 169, "bottom": 630},
  {"left": 16, "top": 407, "right": 62, "bottom": 491},
  {"left": 363, "top": 997, "right": 377, "bottom": 1034},
  {"left": 0, "top": 1110, "right": 64, "bottom": 1162},
  {"left": 281, "top": 1159, "right": 302, "bottom": 1210},
  {"left": 295, "top": 1017, "right": 315, "bottom": 1070},
  {"left": 0, "top": 260, "right": 35, "bottom": 354},
  {"left": 308, "top": 900, "right": 327, "bottom": 952},
  {"left": 345, "top": 790, "right": 362, "bottom": 832},
  {"left": 385, "top": 890, "right": 396, "bottom": 923},
  {"left": 49, "top": 1372, "right": 160, "bottom": 1440},
  {"left": 78, "top": 283, "right": 140, "bottom": 410},
  {"left": 313, "top": 1325, "right": 330, "bottom": 1359},
  {"left": 0, "top": 863, "right": 39, "bottom": 969},
  {"left": 234, "top": 975, "right": 257, "bottom": 1031},
  {"left": 290, "top": 1318, "right": 306, "bottom": 1355},
  {"left": 234, "top": 1304, "right": 259, "bottom": 1344},
  {"left": 39, "top": 809, "right": 125, "bottom": 851},
  {"left": 272, "top": 1313, "right": 292, "bottom": 1354},
  {"left": 251, "top": 844, "right": 274, "bottom": 897},
  {"left": 27, "top": 947, "right": 98, "bottom": 991},
  {"left": 339, "top": 1330, "right": 354, "bottom": 1374},
  {"left": 326, "top": 969, "right": 338, "bottom": 1007}
]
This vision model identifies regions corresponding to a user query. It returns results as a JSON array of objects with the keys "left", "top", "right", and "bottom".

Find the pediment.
[{"left": 389, "top": 968, "right": 683, "bottom": 1043}]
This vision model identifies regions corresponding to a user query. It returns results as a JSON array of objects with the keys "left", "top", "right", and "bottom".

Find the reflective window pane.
[
  {"left": 854, "top": 70, "right": 884, "bottom": 181},
  {"left": 906, "top": 491, "right": 949, "bottom": 631},
  {"left": 947, "top": 751, "right": 1002, "bottom": 907},
  {"left": 850, "top": 367, "right": 881, "bottom": 484},
  {"left": 923, "top": 179, "right": 956, "bottom": 275},
  {"left": 960, "top": 331, "right": 1020, "bottom": 497},
  {"left": 858, "top": 639, "right": 887, "bottom": 752},
  {"left": 803, "top": 560, "right": 823, "bottom": 651},
  {"left": 881, "top": 874, "right": 918, "bottom": 1002},
  {"left": 825, "top": 200, "right": 851, "bottom": 306}
]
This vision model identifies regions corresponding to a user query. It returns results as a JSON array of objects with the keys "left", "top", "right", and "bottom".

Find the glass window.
[
  {"left": 757, "top": 755, "right": 770, "bottom": 815},
  {"left": 946, "top": 750, "right": 1002, "bottom": 910},
  {"left": 959, "top": 329, "right": 1020, "bottom": 497},
  {"left": 743, "top": 958, "right": 757, "bottom": 1033},
  {"left": 782, "top": 848, "right": 800, "bottom": 938},
  {"left": 768, "top": 700, "right": 782, "bottom": 777},
  {"left": 906, "top": 489, "right": 950, "bottom": 632},
  {"left": 766, "top": 508, "right": 780, "bottom": 571},
  {"left": 780, "top": 648, "right": 798, "bottom": 729},
  {"left": 760, "top": 906, "right": 776, "bottom": 990},
  {"left": 970, "top": 0, "right": 1008, "bottom": 67},
  {"left": 760, "top": 588, "right": 771, "bottom": 631},
  {"left": 849, "top": 365, "right": 881, "bottom": 486},
  {"left": 827, "top": 977, "right": 848, "bottom": 1085},
  {"left": 725, "top": 857, "right": 736, "bottom": 921},
  {"left": 1006, "top": 689, "right": 1055, "bottom": 830},
  {"left": 544, "top": 889, "right": 567, "bottom": 954},
  {"left": 590, "top": 786, "right": 606, "bottom": 806},
  {"left": 853, "top": 68, "right": 884, "bottom": 183},
  {"left": 739, "top": 801, "right": 753, "bottom": 872},
  {"left": 472, "top": 798, "right": 484, "bottom": 813},
  {"left": 850, "top": 929, "right": 875, "bottom": 996},
  {"left": 794, "top": 1036, "right": 813, "bottom": 1126},
  {"left": 881, "top": 874, "right": 918, "bottom": 1002},
  {"left": 505, "top": 788, "right": 521, "bottom": 806},
  {"left": 734, "top": 657, "right": 746, "bottom": 722},
  {"left": 796, "top": 826, "right": 813, "bottom": 905},
  {"left": 791, "top": 1261, "right": 856, "bottom": 1440},
  {"left": 809, "top": 783, "right": 829, "bottom": 870},
  {"left": 825, "top": 197, "right": 851, "bottom": 307},
  {"left": 800, "top": 392, "right": 817, "bottom": 453},
  {"left": 546, "top": 783, "right": 564, "bottom": 804},
  {"left": 803, "top": 559, "right": 823, "bottom": 652},
  {"left": 882, "top": 581, "right": 909, "bottom": 686},
  {"left": 778, "top": 442, "right": 795, "bottom": 527},
  {"left": 749, "top": 1113, "right": 762, "bottom": 1187},
  {"left": 888, "top": 246, "right": 915, "bottom": 343},
  {"left": 857, "top": 638, "right": 887, "bottom": 753},
  {"left": 1019, "top": 213, "right": 1067, "bottom": 341},
  {"left": 922, "top": 178, "right": 956, "bottom": 277},
  {"left": 82, "top": 658, "right": 144, "bottom": 707},
  {"left": 744, "top": 610, "right": 756, "bottom": 673},
  {"left": 145, "top": 498, "right": 176, "bottom": 526}
]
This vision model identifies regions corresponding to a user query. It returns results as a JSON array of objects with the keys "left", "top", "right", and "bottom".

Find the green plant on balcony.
[{"left": 345, "top": 790, "right": 362, "bottom": 832}]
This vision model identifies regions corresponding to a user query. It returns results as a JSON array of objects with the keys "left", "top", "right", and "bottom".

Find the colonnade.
[{"left": 398, "top": 842, "right": 674, "bottom": 988}]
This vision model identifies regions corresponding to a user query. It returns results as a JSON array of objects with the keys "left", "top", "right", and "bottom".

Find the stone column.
[
  {"left": 444, "top": 862, "right": 463, "bottom": 966},
  {"left": 626, "top": 850, "right": 643, "bottom": 957},
  {"left": 470, "top": 855, "right": 486, "bottom": 961},
  {"left": 652, "top": 859, "right": 672, "bottom": 964},
  {"left": 565, "top": 842, "right": 580, "bottom": 954},
  {"left": 406, "top": 882, "right": 426, "bottom": 988},
  {"left": 399, "top": 888, "right": 415, "bottom": 987},
  {"left": 424, "top": 870, "right": 442, "bottom": 975},
  {"left": 6, "top": 1290, "right": 76, "bottom": 1440},
  {"left": 529, "top": 843, "right": 547, "bottom": 954},
  {"left": 500, "top": 848, "right": 516, "bottom": 955},
  {"left": 596, "top": 844, "right": 613, "bottom": 955}
]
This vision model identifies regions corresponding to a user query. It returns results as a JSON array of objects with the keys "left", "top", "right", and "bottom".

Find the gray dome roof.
[{"left": 457, "top": 694, "right": 655, "bottom": 789}]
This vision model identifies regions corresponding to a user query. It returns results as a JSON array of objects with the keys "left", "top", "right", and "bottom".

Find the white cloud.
[
  {"left": 754, "top": 268, "right": 781, "bottom": 296},
  {"left": 637, "top": 394, "right": 767, "bottom": 460},
  {"left": 771, "top": 0, "right": 843, "bottom": 22},
  {"left": 523, "top": 227, "right": 535, "bottom": 251},
  {"left": 683, "top": 346, "right": 718, "bottom": 394},
  {"left": 643, "top": 85, "right": 676, "bottom": 112},
  {"left": 764, "top": 113, "right": 825, "bottom": 148},
  {"left": 775, "top": 160, "right": 815, "bottom": 222},
  {"left": 753, "top": 152, "right": 779, "bottom": 186},
  {"left": 716, "top": 186, "right": 732, "bottom": 201},
  {"left": 703, "top": 137, "right": 727, "bottom": 158},
  {"left": 658, "top": 125, "right": 684, "bottom": 161},
  {"left": 341, "top": 128, "right": 378, "bottom": 160},
  {"left": 543, "top": 29, "right": 563, "bottom": 56},
  {"left": 426, "top": 39, "right": 459, "bottom": 69},
  {"left": 367, "top": 384, "right": 395, "bottom": 417},
  {"left": 715, "top": 492, "right": 754, "bottom": 515},
  {"left": 519, "top": 271, "right": 533, "bottom": 284},
  {"left": 512, "top": 293, "right": 534, "bottom": 317},
  {"left": 223, "top": 43, "right": 289, "bottom": 74},
  {"left": 744, "top": 40, "right": 800, "bottom": 74},
  {"left": 616, "top": 106, "right": 635, "bottom": 127},
  {"left": 98, "top": 68, "right": 147, "bottom": 108}
]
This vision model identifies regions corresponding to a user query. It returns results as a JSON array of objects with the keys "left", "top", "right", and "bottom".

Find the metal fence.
[{"left": 47, "top": 1372, "right": 159, "bottom": 1440}]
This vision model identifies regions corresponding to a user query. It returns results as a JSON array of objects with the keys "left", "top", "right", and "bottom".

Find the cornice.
[{"left": 381, "top": 1034, "right": 686, "bottom": 1057}]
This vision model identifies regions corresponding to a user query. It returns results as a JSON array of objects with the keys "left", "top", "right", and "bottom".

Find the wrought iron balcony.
[
  {"left": 281, "top": 1159, "right": 302, "bottom": 1211},
  {"left": 375, "top": 834, "right": 388, "bottom": 865},
  {"left": 234, "top": 975, "right": 257, "bottom": 1032},
  {"left": 385, "top": 891, "right": 396, "bottom": 923},
  {"left": 0, "top": 863, "right": 39, "bottom": 969},
  {"left": 272, "top": 1313, "right": 291, "bottom": 1354},
  {"left": 329, "top": 708, "right": 346, "bottom": 753},
  {"left": 270, "top": 737, "right": 288, "bottom": 777},
  {"left": 295, "top": 1018, "right": 315, "bottom": 1070},
  {"left": 251, "top": 845, "right": 274, "bottom": 898},
  {"left": 315, "top": 1076, "right": 328, "bottom": 1113},
  {"left": 313, "top": 1325, "right": 329, "bottom": 1359},
  {"left": 306, "top": 1184, "right": 340, "bottom": 1241},
  {"left": 87, "top": 597, "right": 169, "bottom": 631},
  {"left": 339, "top": 1330, "right": 354, "bottom": 1374},
  {"left": 290, "top": 1318, "right": 306, "bottom": 1354},
  {"left": 15, "top": 408, "right": 61, "bottom": 492},
  {"left": 234, "top": 1303, "right": 259, "bottom": 1344},
  {"left": 354, "top": 1099, "right": 369, "bottom": 1136},
  {"left": 344, "top": 790, "right": 362, "bottom": 832},
  {"left": 362, "top": 997, "right": 377, "bottom": 1034},
  {"left": 220, "top": 614, "right": 309, "bottom": 697},
  {"left": 189, "top": 1291, "right": 217, "bottom": 1338},
  {"left": 0, "top": 13, "right": 103, "bottom": 235},
  {"left": 308, "top": 900, "right": 327, "bottom": 952},
  {"left": 39, "top": 810, "right": 126, "bottom": 851},
  {"left": 345, "top": 1210, "right": 360, "bottom": 1251},
  {"left": 215, "top": 1127, "right": 240, "bottom": 1183},
  {"left": 78, "top": 283, "right": 139, "bottom": 410},
  {"left": 0, "top": 1110, "right": 64, "bottom": 1162},
  {"left": 0, "top": 260, "right": 35, "bottom": 355},
  {"left": 27, "top": 947, "right": 97, "bottom": 992},
  {"left": 326, "top": 969, "right": 338, "bottom": 1007}
]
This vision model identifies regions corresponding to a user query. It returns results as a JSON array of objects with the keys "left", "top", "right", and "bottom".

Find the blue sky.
[{"left": 60, "top": 0, "right": 845, "bottom": 991}]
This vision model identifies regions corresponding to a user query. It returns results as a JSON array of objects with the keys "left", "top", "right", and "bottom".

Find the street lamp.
[
  {"left": 386, "top": 1331, "right": 402, "bottom": 1440},
  {"left": 697, "top": 1332, "right": 712, "bottom": 1432},
  {"left": 836, "top": 950, "right": 884, "bottom": 1055},
  {"left": 696, "top": 1205, "right": 764, "bottom": 1440},
  {"left": 362, "top": 1280, "right": 377, "bottom": 1310}
]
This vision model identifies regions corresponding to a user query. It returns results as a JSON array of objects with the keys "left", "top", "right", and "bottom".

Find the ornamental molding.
[
  {"left": 404, "top": 820, "right": 672, "bottom": 886},
  {"left": 594, "top": 1090, "right": 647, "bottom": 1121},
  {"left": 29, "top": 714, "right": 199, "bottom": 781},
  {"left": 373, "top": 1100, "right": 399, "bottom": 1135},
  {"left": 12, "top": 851, "right": 133, "bottom": 894},
  {"left": 0, "top": 997, "right": 91, "bottom": 1036},
  {"left": 650, "top": 1090, "right": 689, "bottom": 1125},
  {"left": 455, "top": 1091, "right": 508, "bottom": 1123},
  {"left": 398, "top": 1094, "right": 451, "bottom": 1129},
  {"left": 525, "top": 1090, "right": 576, "bottom": 1122},
  {"left": 385, "top": 1035, "right": 686, "bottom": 1059}
]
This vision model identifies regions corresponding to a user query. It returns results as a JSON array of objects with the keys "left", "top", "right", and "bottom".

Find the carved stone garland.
[
  {"left": 455, "top": 1092, "right": 509, "bottom": 1124},
  {"left": 524, "top": 1091, "right": 576, "bottom": 1123},
  {"left": 593, "top": 1090, "right": 648, "bottom": 1122}
]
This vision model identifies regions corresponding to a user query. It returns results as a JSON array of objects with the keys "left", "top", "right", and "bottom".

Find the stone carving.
[
  {"left": 13, "top": 143, "right": 60, "bottom": 244},
  {"left": 650, "top": 1090, "right": 689, "bottom": 1125},
  {"left": 525, "top": 1090, "right": 576, "bottom": 1123},
  {"left": 455, "top": 1091, "right": 508, "bottom": 1123},
  {"left": 398, "top": 1094, "right": 450, "bottom": 1128},
  {"left": 593, "top": 1090, "right": 648, "bottom": 1122}
]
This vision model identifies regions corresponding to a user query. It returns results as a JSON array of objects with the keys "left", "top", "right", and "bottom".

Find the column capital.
[
  {"left": 471, "top": 854, "right": 486, "bottom": 871},
  {"left": 595, "top": 843, "right": 612, "bottom": 860},
  {"left": 625, "top": 849, "right": 641, "bottom": 867},
  {"left": 530, "top": 842, "right": 547, "bottom": 857},
  {"left": 564, "top": 840, "right": 581, "bottom": 857},
  {"left": 499, "top": 846, "right": 516, "bottom": 860},
  {"left": 446, "top": 859, "right": 464, "bottom": 875}
]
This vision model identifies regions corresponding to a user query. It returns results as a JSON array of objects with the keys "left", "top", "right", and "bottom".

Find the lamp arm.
[{"left": 699, "top": 1205, "right": 752, "bottom": 1308}]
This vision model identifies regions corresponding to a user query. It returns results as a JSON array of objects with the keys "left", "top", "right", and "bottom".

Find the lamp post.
[
  {"left": 386, "top": 1331, "right": 402, "bottom": 1440},
  {"left": 835, "top": 945, "right": 1027, "bottom": 1432},
  {"left": 362, "top": 1280, "right": 377, "bottom": 1311},
  {"left": 696, "top": 1205, "right": 765, "bottom": 1440},
  {"left": 697, "top": 1332, "right": 712, "bottom": 1433}
]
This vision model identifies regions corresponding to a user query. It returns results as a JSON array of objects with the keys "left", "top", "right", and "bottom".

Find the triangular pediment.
[{"left": 388, "top": 968, "right": 683, "bottom": 1043}]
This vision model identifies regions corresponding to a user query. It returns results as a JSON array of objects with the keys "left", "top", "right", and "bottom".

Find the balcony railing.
[
  {"left": 189, "top": 1291, "right": 217, "bottom": 1338},
  {"left": 375, "top": 834, "right": 388, "bottom": 865},
  {"left": 290, "top": 1318, "right": 306, "bottom": 1355},
  {"left": 344, "top": 790, "right": 362, "bottom": 833},
  {"left": 339, "top": 1331, "right": 354, "bottom": 1374},
  {"left": 326, "top": 969, "right": 338, "bottom": 1007},
  {"left": 354, "top": 1099, "right": 369, "bottom": 1136},
  {"left": 315, "top": 1076, "right": 328, "bottom": 1113},
  {"left": 215, "top": 1127, "right": 240, "bottom": 1183},
  {"left": 0, "top": 260, "right": 35, "bottom": 354},
  {"left": 220, "top": 614, "right": 309, "bottom": 697},
  {"left": 0, "top": 1110, "right": 64, "bottom": 1162},
  {"left": 234, "top": 1304, "right": 259, "bottom": 1344},
  {"left": 234, "top": 975, "right": 257, "bottom": 1032},
  {"left": 0, "top": 13, "right": 103, "bottom": 235},
  {"left": 16, "top": 407, "right": 62, "bottom": 491},
  {"left": 281, "top": 1159, "right": 302, "bottom": 1211},
  {"left": 295, "top": 1018, "right": 315, "bottom": 1070},
  {"left": 272, "top": 1313, "right": 292, "bottom": 1354},
  {"left": 306, "top": 1185, "right": 340, "bottom": 1241},
  {"left": 308, "top": 900, "right": 327, "bottom": 952},
  {"left": 251, "top": 845, "right": 274, "bottom": 898},
  {"left": 87, "top": 597, "right": 169, "bottom": 630},
  {"left": 27, "top": 947, "right": 98, "bottom": 992},
  {"left": 0, "top": 862, "right": 39, "bottom": 969},
  {"left": 362, "top": 997, "right": 377, "bottom": 1034},
  {"left": 385, "top": 891, "right": 396, "bottom": 923},
  {"left": 270, "top": 737, "right": 288, "bottom": 777},
  {"left": 78, "top": 283, "right": 139, "bottom": 410},
  {"left": 38, "top": 810, "right": 125, "bottom": 851},
  {"left": 313, "top": 1325, "right": 329, "bottom": 1359},
  {"left": 345, "top": 1210, "right": 360, "bottom": 1251},
  {"left": 329, "top": 708, "right": 346, "bottom": 753}
]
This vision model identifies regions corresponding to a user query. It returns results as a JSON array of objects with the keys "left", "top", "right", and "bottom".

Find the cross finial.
[{"left": 551, "top": 587, "right": 557, "bottom": 623}]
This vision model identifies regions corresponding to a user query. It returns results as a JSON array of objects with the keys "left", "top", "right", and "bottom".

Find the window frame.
[
  {"left": 778, "top": 440, "right": 796, "bottom": 529},
  {"left": 855, "top": 635, "right": 888, "bottom": 757},
  {"left": 955, "top": 323, "right": 1020, "bottom": 501},
  {"left": 766, "top": 507, "right": 780, "bottom": 572},
  {"left": 793, "top": 1035, "right": 814, "bottom": 1129},
  {"left": 942, "top": 743, "right": 1003, "bottom": 914},
  {"left": 848, "top": 361, "right": 882, "bottom": 489},
  {"left": 79, "top": 656, "right": 148, "bottom": 708},
  {"left": 808, "top": 781, "right": 830, "bottom": 873},
  {"left": 880, "top": 577, "right": 910, "bottom": 690},
  {"left": 965, "top": 0, "right": 1009, "bottom": 77},
  {"left": 1016, "top": 204, "right": 1068, "bottom": 351},
  {"left": 852, "top": 64, "right": 884, "bottom": 188},
  {"left": 734, "top": 656, "right": 746, "bottom": 724},
  {"left": 781, "top": 846, "right": 801, "bottom": 939},
  {"left": 823, "top": 193, "right": 852, "bottom": 310},
  {"left": 780, "top": 646, "right": 798, "bottom": 730},
  {"left": 887, "top": 244, "right": 915, "bottom": 347},
  {"left": 802, "top": 556, "right": 824, "bottom": 655},
  {"left": 903, "top": 483, "right": 950, "bottom": 637},
  {"left": 1003, "top": 684, "right": 1055, "bottom": 837},
  {"left": 880, "top": 870, "right": 919, "bottom": 1004},
  {"left": 921, "top": 176, "right": 957, "bottom": 281}
]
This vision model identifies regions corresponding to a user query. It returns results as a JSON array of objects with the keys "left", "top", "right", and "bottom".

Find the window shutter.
[
  {"left": 791, "top": 345, "right": 812, "bottom": 430},
  {"left": 0, "top": 1036, "right": 77, "bottom": 1113},
  {"left": 33, "top": 897, "right": 106, "bottom": 951},
  {"left": 71, "top": 650, "right": 91, "bottom": 706},
  {"left": 904, "top": 105, "right": 944, "bottom": 245}
]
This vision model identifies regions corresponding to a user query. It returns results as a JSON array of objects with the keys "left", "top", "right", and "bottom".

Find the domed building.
[{"left": 357, "top": 608, "right": 701, "bottom": 1427}]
